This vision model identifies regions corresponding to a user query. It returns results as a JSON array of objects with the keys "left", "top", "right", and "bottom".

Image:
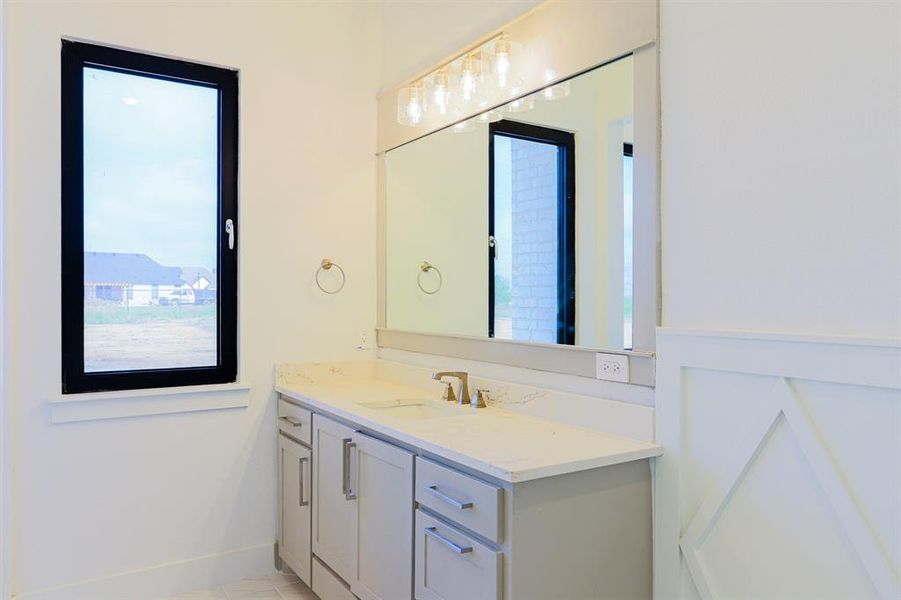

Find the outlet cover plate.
[{"left": 595, "top": 352, "right": 629, "bottom": 383}]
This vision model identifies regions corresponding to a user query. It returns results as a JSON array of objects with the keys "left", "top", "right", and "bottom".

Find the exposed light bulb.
[
  {"left": 397, "top": 83, "right": 426, "bottom": 126},
  {"left": 431, "top": 70, "right": 449, "bottom": 115},
  {"left": 460, "top": 52, "right": 481, "bottom": 103},
  {"left": 494, "top": 37, "right": 512, "bottom": 88},
  {"left": 407, "top": 96, "right": 423, "bottom": 124}
]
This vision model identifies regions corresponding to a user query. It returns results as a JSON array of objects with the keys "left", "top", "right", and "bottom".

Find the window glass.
[
  {"left": 623, "top": 151, "right": 634, "bottom": 350},
  {"left": 82, "top": 68, "right": 219, "bottom": 372},
  {"left": 493, "top": 135, "right": 560, "bottom": 343}
]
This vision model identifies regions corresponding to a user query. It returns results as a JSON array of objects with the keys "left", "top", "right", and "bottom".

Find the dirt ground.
[{"left": 84, "top": 319, "right": 217, "bottom": 372}]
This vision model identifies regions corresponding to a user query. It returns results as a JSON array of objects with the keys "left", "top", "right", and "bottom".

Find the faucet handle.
[
  {"left": 440, "top": 381, "right": 457, "bottom": 403},
  {"left": 471, "top": 388, "right": 489, "bottom": 408}
]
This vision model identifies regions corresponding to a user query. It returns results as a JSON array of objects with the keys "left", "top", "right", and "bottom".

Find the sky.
[{"left": 83, "top": 67, "right": 218, "bottom": 271}]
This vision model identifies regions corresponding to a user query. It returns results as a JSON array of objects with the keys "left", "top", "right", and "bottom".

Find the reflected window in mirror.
[
  {"left": 623, "top": 142, "right": 633, "bottom": 350},
  {"left": 489, "top": 120, "right": 575, "bottom": 345}
]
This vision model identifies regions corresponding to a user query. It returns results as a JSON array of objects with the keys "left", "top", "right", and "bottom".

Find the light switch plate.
[{"left": 595, "top": 352, "right": 629, "bottom": 383}]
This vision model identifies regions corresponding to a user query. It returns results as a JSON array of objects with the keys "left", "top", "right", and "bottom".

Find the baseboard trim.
[{"left": 16, "top": 543, "right": 275, "bottom": 600}]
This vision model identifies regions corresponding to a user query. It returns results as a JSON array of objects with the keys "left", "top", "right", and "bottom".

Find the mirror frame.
[{"left": 375, "top": 0, "right": 659, "bottom": 387}]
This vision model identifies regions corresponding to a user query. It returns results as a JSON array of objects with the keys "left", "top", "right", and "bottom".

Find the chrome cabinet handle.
[
  {"left": 298, "top": 456, "right": 309, "bottom": 507},
  {"left": 342, "top": 438, "right": 357, "bottom": 501},
  {"left": 427, "top": 485, "right": 473, "bottom": 509},
  {"left": 424, "top": 526, "right": 473, "bottom": 554},
  {"left": 280, "top": 416, "right": 303, "bottom": 427}
]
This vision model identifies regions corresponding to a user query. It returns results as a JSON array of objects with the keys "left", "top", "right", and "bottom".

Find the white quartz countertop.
[{"left": 276, "top": 377, "right": 662, "bottom": 483}]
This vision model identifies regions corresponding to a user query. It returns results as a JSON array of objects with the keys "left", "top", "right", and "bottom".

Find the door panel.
[
  {"left": 312, "top": 414, "right": 357, "bottom": 584},
  {"left": 352, "top": 432, "right": 415, "bottom": 600},
  {"left": 279, "top": 434, "right": 311, "bottom": 585}
]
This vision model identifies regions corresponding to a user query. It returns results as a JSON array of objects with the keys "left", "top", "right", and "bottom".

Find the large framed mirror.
[
  {"left": 375, "top": 1, "right": 658, "bottom": 387},
  {"left": 386, "top": 56, "right": 636, "bottom": 349}
]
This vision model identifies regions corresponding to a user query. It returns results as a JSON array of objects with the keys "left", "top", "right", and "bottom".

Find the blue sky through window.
[{"left": 83, "top": 67, "right": 218, "bottom": 272}]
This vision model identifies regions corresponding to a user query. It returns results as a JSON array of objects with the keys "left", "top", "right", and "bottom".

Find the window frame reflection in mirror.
[{"left": 488, "top": 119, "right": 576, "bottom": 345}]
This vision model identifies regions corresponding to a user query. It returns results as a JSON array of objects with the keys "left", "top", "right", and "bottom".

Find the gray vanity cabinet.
[
  {"left": 312, "top": 413, "right": 414, "bottom": 600},
  {"left": 312, "top": 414, "right": 357, "bottom": 585},
  {"left": 279, "top": 394, "right": 653, "bottom": 600},
  {"left": 278, "top": 434, "right": 312, "bottom": 586}
]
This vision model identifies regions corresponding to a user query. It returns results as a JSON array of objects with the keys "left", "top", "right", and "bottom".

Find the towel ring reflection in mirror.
[
  {"left": 417, "top": 261, "right": 442, "bottom": 295},
  {"left": 316, "top": 258, "right": 346, "bottom": 294}
]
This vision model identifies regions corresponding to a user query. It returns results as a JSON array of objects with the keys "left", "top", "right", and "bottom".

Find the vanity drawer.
[
  {"left": 415, "top": 457, "right": 503, "bottom": 543},
  {"left": 415, "top": 510, "right": 501, "bottom": 600},
  {"left": 278, "top": 398, "right": 312, "bottom": 445}
]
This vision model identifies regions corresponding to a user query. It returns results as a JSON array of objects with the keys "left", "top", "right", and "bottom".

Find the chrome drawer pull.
[
  {"left": 425, "top": 526, "right": 473, "bottom": 554},
  {"left": 427, "top": 485, "right": 473, "bottom": 509},
  {"left": 280, "top": 416, "right": 303, "bottom": 427},
  {"left": 342, "top": 438, "right": 357, "bottom": 501}
]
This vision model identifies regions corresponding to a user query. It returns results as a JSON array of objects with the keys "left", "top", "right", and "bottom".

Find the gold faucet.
[{"left": 432, "top": 371, "right": 470, "bottom": 405}]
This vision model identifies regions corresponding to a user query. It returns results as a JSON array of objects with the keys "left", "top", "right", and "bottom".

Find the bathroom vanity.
[{"left": 274, "top": 362, "right": 662, "bottom": 600}]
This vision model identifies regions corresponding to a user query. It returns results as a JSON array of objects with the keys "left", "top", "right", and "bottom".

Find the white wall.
[
  {"left": 3, "top": 1, "right": 379, "bottom": 597},
  {"left": 660, "top": 0, "right": 901, "bottom": 338},
  {"left": 656, "top": 2, "right": 901, "bottom": 598}
]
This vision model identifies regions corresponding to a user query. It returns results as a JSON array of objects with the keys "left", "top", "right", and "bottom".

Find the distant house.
[
  {"left": 180, "top": 266, "right": 217, "bottom": 291},
  {"left": 84, "top": 252, "right": 184, "bottom": 306}
]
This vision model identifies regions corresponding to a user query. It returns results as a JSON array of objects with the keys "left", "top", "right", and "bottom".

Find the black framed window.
[
  {"left": 488, "top": 119, "right": 575, "bottom": 345},
  {"left": 61, "top": 40, "right": 238, "bottom": 393}
]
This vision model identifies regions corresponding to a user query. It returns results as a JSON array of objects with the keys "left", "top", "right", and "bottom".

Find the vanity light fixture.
[
  {"left": 397, "top": 82, "right": 425, "bottom": 126},
  {"left": 459, "top": 52, "right": 483, "bottom": 103},
  {"left": 396, "top": 33, "right": 516, "bottom": 127},
  {"left": 493, "top": 34, "right": 514, "bottom": 89},
  {"left": 429, "top": 69, "right": 450, "bottom": 115}
]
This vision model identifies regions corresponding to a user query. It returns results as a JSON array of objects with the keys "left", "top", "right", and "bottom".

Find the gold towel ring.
[
  {"left": 417, "top": 261, "right": 443, "bottom": 295},
  {"left": 316, "top": 258, "right": 346, "bottom": 294}
]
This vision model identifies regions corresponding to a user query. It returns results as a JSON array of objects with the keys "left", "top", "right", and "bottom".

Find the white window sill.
[{"left": 48, "top": 382, "right": 252, "bottom": 424}]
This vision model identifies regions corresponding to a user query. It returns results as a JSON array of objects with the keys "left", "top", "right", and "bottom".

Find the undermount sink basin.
[{"left": 357, "top": 398, "right": 462, "bottom": 419}]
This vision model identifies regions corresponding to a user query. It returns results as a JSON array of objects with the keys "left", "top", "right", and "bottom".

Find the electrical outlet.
[
  {"left": 356, "top": 328, "right": 371, "bottom": 350},
  {"left": 595, "top": 352, "right": 629, "bottom": 383}
]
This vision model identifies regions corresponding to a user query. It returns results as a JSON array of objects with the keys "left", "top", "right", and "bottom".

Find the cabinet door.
[
  {"left": 279, "top": 434, "right": 311, "bottom": 585},
  {"left": 312, "top": 414, "right": 358, "bottom": 584},
  {"left": 351, "top": 432, "right": 414, "bottom": 600}
]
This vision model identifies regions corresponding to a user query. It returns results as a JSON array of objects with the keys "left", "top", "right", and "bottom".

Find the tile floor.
[{"left": 163, "top": 571, "right": 318, "bottom": 600}]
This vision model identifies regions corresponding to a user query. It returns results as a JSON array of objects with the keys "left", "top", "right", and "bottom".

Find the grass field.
[
  {"left": 84, "top": 304, "right": 217, "bottom": 372},
  {"left": 85, "top": 303, "right": 216, "bottom": 324}
]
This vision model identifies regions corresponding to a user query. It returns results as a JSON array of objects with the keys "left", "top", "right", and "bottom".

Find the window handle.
[
  {"left": 488, "top": 235, "right": 498, "bottom": 259},
  {"left": 225, "top": 219, "right": 235, "bottom": 250}
]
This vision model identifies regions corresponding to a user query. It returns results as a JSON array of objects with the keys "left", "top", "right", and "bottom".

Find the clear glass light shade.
[
  {"left": 490, "top": 36, "right": 519, "bottom": 90},
  {"left": 506, "top": 93, "right": 535, "bottom": 113},
  {"left": 427, "top": 70, "right": 451, "bottom": 116},
  {"left": 397, "top": 84, "right": 426, "bottom": 126},
  {"left": 541, "top": 81, "right": 571, "bottom": 101},
  {"left": 458, "top": 51, "right": 485, "bottom": 104}
]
